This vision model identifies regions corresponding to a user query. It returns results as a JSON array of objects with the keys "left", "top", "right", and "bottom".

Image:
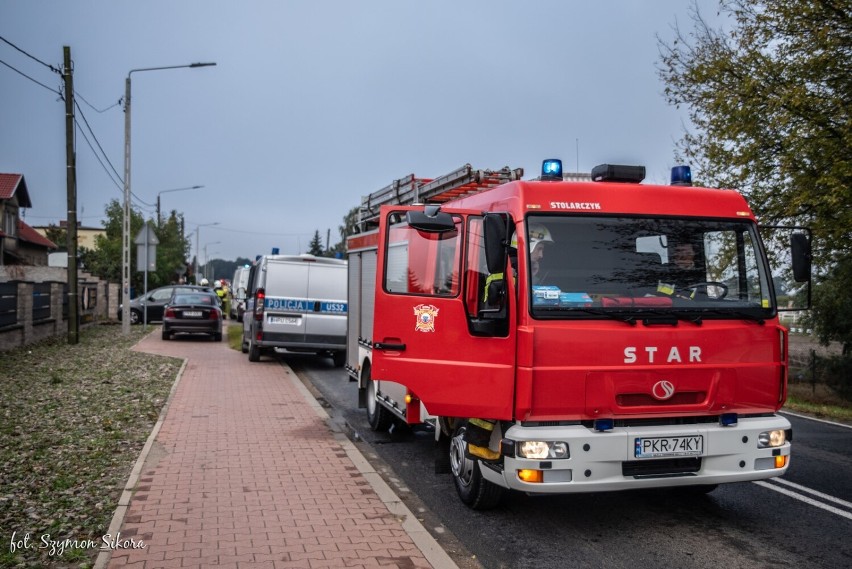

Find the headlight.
[
  {"left": 517, "top": 441, "right": 569, "bottom": 459},
  {"left": 758, "top": 429, "right": 786, "bottom": 448}
]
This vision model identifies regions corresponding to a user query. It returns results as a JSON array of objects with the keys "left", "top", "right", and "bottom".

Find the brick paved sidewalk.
[{"left": 100, "top": 324, "right": 455, "bottom": 569}]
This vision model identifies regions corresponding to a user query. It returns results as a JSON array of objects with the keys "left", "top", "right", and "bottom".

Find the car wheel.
[
  {"left": 161, "top": 329, "right": 170, "bottom": 341},
  {"left": 214, "top": 332, "right": 222, "bottom": 342},
  {"left": 129, "top": 309, "right": 141, "bottom": 325},
  {"left": 450, "top": 422, "right": 507, "bottom": 510},
  {"left": 248, "top": 338, "right": 261, "bottom": 362},
  {"left": 241, "top": 337, "right": 248, "bottom": 353},
  {"left": 331, "top": 350, "right": 346, "bottom": 368}
]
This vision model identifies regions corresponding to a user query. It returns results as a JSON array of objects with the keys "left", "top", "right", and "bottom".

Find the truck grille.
[{"left": 622, "top": 457, "right": 701, "bottom": 478}]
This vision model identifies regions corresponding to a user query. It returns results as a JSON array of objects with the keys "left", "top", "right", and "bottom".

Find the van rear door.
[
  {"left": 264, "top": 260, "right": 309, "bottom": 342},
  {"left": 305, "top": 261, "right": 348, "bottom": 345}
]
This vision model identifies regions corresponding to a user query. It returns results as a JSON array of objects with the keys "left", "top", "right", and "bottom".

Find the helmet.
[
  {"left": 214, "top": 280, "right": 222, "bottom": 288},
  {"left": 200, "top": 278, "right": 209, "bottom": 286},
  {"left": 511, "top": 222, "right": 554, "bottom": 251}
]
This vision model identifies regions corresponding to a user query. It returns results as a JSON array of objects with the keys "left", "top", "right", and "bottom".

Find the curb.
[
  {"left": 93, "top": 352, "right": 189, "bottom": 569},
  {"left": 283, "top": 363, "right": 461, "bottom": 569}
]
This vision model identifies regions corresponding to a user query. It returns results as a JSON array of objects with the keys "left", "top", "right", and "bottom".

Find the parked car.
[
  {"left": 161, "top": 290, "right": 223, "bottom": 341},
  {"left": 118, "top": 284, "right": 213, "bottom": 324}
]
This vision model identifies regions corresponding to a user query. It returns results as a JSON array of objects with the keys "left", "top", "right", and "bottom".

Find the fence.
[{"left": 0, "top": 266, "right": 119, "bottom": 352}]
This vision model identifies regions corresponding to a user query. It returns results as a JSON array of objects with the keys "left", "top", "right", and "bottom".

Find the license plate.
[
  {"left": 183, "top": 311, "right": 202, "bottom": 318},
  {"left": 268, "top": 315, "right": 300, "bottom": 325},
  {"left": 634, "top": 435, "right": 703, "bottom": 459}
]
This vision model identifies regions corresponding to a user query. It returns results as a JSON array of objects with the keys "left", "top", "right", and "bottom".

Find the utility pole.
[{"left": 63, "top": 46, "right": 79, "bottom": 344}]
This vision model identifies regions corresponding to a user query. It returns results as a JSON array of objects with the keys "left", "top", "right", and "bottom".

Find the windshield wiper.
[
  {"left": 695, "top": 308, "right": 766, "bottom": 325},
  {"left": 537, "top": 306, "right": 637, "bottom": 326}
]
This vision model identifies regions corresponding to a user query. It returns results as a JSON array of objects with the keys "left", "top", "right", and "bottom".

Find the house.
[
  {"left": 31, "top": 220, "right": 106, "bottom": 251},
  {"left": 0, "top": 173, "right": 58, "bottom": 265}
]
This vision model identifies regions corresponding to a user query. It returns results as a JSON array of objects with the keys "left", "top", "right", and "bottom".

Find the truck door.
[{"left": 371, "top": 206, "right": 517, "bottom": 420}]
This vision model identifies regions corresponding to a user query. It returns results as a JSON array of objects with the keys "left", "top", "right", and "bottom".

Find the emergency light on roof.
[
  {"left": 541, "top": 159, "right": 563, "bottom": 181},
  {"left": 591, "top": 164, "right": 645, "bottom": 184},
  {"left": 671, "top": 165, "right": 693, "bottom": 186}
]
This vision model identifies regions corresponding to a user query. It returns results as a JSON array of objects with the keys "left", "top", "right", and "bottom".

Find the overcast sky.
[{"left": 1, "top": 1, "right": 722, "bottom": 262}]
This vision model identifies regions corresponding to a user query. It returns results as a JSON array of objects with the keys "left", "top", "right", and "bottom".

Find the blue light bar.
[
  {"left": 671, "top": 165, "right": 693, "bottom": 186},
  {"left": 593, "top": 418, "right": 614, "bottom": 432},
  {"left": 541, "top": 159, "right": 563, "bottom": 181}
]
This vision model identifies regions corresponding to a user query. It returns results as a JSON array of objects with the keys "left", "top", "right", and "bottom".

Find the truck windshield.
[{"left": 526, "top": 215, "right": 774, "bottom": 320}]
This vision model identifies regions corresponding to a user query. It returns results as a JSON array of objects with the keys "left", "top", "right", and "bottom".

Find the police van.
[{"left": 242, "top": 254, "right": 348, "bottom": 366}]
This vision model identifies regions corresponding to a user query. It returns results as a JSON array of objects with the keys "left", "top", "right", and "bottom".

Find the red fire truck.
[{"left": 345, "top": 160, "right": 811, "bottom": 509}]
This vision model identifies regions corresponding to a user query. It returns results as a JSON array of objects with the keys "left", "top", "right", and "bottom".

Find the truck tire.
[
  {"left": 365, "top": 366, "right": 392, "bottom": 431},
  {"left": 450, "top": 422, "right": 506, "bottom": 510},
  {"left": 248, "top": 338, "right": 262, "bottom": 362}
]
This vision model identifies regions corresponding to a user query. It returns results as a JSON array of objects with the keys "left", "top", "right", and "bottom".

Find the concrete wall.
[{"left": 0, "top": 266, "right": 119, "bottom": 352}]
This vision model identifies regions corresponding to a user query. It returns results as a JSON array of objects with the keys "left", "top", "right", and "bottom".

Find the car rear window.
[{"left": 173, "top": 294, "right": 216, "bottom": 305}]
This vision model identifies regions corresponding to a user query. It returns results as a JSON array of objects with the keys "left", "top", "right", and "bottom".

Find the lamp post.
[
  {"left": 156, "top": 185, "right": 204, "bottom": 226},
  {"left": 194, "top": 222, "right": 219, "bottom": 284},
  {"left": 121, "top": 61, "right": 216, "bottom": 335},
  {"left": 203, "top": 241, "right": 221, "bottom": 282}
]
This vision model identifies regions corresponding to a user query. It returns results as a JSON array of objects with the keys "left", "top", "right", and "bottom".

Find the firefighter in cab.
[{"left": 466, "top": 221, "right": 555, "bottom": 461}]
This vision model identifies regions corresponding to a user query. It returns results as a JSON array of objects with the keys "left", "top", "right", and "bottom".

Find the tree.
[
  {"left": 80, "top": 200, "right": 190, "bottom": 295},
  {"left": 329, "top": 206, "right": 360, "bottom": 257},
  {"left": 308, "top": 230, "right": 325, "bottom": 256},
  {"left": 658, "top": 0, "right": 852, "bottom": 345}
]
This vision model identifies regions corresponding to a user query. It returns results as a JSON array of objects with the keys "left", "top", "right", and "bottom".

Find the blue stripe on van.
[{"left": 265, "top": 297, "right": 348, "bottom": 314}]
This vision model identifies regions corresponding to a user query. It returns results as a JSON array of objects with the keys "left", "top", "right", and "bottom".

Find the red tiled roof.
[
  {"left": 18, "top": 219, "right": 57, "bottom": 249},
  {"left": 0, "top": 173, "right": 32, "bottom": 207}
]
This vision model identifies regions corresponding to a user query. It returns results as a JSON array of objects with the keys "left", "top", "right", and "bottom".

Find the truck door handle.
[{"left": 374, "top": 341, "right": 406, "bottom": 351}]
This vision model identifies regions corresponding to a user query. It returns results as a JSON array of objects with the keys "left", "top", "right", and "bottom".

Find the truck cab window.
[{"left": 383, "top": 216, "right": 463, "bottom": 297}]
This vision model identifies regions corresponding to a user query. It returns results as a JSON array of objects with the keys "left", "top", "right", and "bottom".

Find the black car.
[
  {"left": 118, "top": 285, "right": 213, "bottom": 324},
  {"left": 161, "top": 290, "right": 223, "bottom": 341}
]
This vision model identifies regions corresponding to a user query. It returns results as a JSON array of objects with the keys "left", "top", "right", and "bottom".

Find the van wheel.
[
  {"left": 450, "top": 422, "right": 506, "bottom": 510},
  {"left": 248, "top": 338, "right": 261, "bottom": 362},
  {"left": 365, "top": 367, "right": 391, "bottom": 431},
  {"left": 331, "top": 350, "right": 346, "bottom": 368}
]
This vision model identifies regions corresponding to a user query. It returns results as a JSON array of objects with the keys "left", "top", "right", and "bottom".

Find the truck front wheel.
[
  {"left": 365, "top": 366, "right": 392, "bottom": 431},
  {"left": 450, "top": 422, "right": 506, "bottom": 510}
]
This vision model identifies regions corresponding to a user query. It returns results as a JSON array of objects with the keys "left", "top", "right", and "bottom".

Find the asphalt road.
[{"left": 277, "top": 352, "right": 852, "bottom": 569}]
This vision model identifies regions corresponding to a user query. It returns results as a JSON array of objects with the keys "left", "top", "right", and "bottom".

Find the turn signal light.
[
  {"left": 775, "top": 456, "right": 788, "bottom": 469},
  {"left": 517, "top": 469, "right": 543, "bottom": 483}
]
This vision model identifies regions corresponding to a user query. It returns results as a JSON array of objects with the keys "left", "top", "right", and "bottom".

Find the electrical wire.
[
  {"left": 0, "top": 57, "right": 61, "bottom": 96},
  {"left": 0, "top": 35, "right": 60, "bottom": 73}
]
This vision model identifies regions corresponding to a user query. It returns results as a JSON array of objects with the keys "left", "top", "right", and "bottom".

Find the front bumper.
[{"left": 481, "top": 415, "right": 791, "bottom": 494}]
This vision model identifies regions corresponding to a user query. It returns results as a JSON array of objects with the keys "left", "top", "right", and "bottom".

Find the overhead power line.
[
  {"left": 0, "top": 57, "right": 61, "bottom": 95},
  {"left": 0, "top": 34, "right": 60, "bottom": 73}
]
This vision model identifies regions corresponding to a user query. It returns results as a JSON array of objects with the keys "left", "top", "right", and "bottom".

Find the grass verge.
[{"left": 0, "top": 324, "right": 181, "bottom": 568}]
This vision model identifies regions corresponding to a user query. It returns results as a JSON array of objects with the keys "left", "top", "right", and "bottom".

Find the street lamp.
[
  {"left": 203, "top": 241, "right": 221, "bottom": 281},
  {"left": 194, "top": 222, "right": 219, "bottom": 283},
  {"left": 156, "top": 185, "right": 204, "bottom": 226},
  {"left": 121, "top": 61, "right": 216, "bottom": 335}
]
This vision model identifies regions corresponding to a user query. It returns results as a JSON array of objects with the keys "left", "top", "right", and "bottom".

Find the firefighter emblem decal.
[{"left": 413, "top": 304, "right": 439, "bottom": 333}]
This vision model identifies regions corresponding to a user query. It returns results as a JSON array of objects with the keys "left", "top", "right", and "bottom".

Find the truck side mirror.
[
  {"left": 483, "top": 213, "right": 510, "bottom": 274},
  {"left": 791, "top": 233, "right": 811, "bottom": 283},
  {"left": 406, "top": 207, "right": 456, "bottom": 233}
]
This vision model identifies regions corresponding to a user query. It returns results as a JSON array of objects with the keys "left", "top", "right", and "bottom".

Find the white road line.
[
  {"left": 780, "top": 410, "right": 852, "bottom": 430},
  {"left": 754, "top": 481, "right": 852, "bottom": 521},
  {"left": 771, "top": 478, "right": 852, "bottom": 510}
]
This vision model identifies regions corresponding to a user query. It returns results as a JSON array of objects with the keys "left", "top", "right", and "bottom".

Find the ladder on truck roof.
[{"left": 355, "top": 163, "right": 523, "bottom": 232}]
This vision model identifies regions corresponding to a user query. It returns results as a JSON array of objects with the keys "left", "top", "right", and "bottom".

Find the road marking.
[
  {"left": 755, "top": 480, "right": 852, "bottom": 521},
  {"left": 780, "top": 410, "right": 852, "bottom": 430},
  {"left": 772, "top": 477, "right": 852, "bottom": 510}
]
